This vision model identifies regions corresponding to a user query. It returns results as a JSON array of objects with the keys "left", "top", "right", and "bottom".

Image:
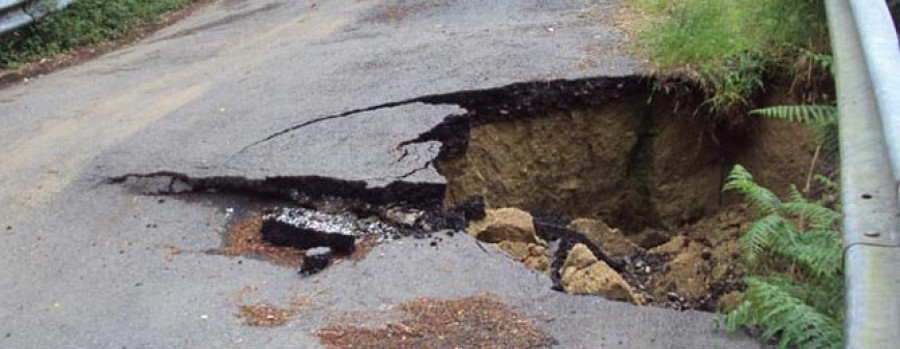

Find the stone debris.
[
  {"left": 380, "top": 207, "right": 422, "bottom": 227},
  {"left": 522, "top": 243, "right": 550, "bottom": 274},
  {"left": 568, "top": 218, "right": 643, "bottom": 260},
  {"left": 466, "top": 208, "right": 544, "bottom": 244},
  {"left": 265, "top": 207, "right": 399, "bottom": 238},
  {"left": 496, "top": 241, "right": 550, "bottom": 274},
  {"left": 260, "top": 207, "right": 409, "bottom": 256},
  {"left": 650, "top": 235, "right": 690, "bottom": 255},
  {"left": 261, "top": 219, "right": 356, "bottom": 255},
  {"left": 301, "top": 247, "right": 334, "bottom": 275},
  {"left": 560, "top": 244, "right": 643, "bottom": 305},
  {"left": 648, "top": 237, "right": 709, "bottom": 300}
]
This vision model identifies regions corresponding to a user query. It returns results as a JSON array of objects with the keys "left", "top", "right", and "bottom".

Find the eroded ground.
[{"left": 0, "top": 0, "right": 780, "bottom": 347}]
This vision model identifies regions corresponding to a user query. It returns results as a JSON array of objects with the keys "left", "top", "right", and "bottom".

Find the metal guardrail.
[
  {"left": 827, "top": 0, "right": 900, "bottom": 347},
  {"left": 0, "top": 0, "right": 75, "bottom": 35}
]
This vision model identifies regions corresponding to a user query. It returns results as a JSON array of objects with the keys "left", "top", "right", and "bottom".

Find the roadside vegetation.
[
  {"left": 628, "top": 0, "right": 830, "bottom": 114},
  {"left": 628, "top": 0, "right": 849, "bottom": 347},
  {"left": 724, "top": 164, "right": 843, "bottom": 348},
  {"left": 0, "top": 0, "right": 196, "bottom": 69}
]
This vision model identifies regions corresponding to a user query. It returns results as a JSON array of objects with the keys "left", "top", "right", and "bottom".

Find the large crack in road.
[
  {"left": 0, "top": 0, "right": 780, "bottom": 346},
  {"left": 104, "top": 74, "right": 808, "bottom": 313}
]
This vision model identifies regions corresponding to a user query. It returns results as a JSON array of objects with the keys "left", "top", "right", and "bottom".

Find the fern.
[
  {"left": 750, "top": 105, "right": 839, "bottom": 161},
  {"left": 741, "top": 213, "right": 792, "bottom": 263},
  {"left": 750, "top": 105, "right": 836, "bottom": 124},
  {"left": 724, "top": 165, "right": 781, "bottom": 214},
  {"left": 724, "top": 165, "right": 843, "bottom": 348}
]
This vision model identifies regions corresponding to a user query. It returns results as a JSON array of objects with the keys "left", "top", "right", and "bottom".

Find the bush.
[{"left": 0, "top": 0, "right": 194, "bottom": 68}]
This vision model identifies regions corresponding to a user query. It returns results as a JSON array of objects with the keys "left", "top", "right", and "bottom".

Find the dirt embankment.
[{"left": 437, "top": 80, "right": 815, "bottom": 310}]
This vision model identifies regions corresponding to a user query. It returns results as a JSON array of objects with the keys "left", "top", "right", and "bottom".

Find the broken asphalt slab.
[{"left": 0, "top": 0, "right": 757, "bottom": 347}]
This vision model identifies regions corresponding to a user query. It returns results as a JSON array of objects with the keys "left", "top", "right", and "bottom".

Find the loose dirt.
[
  {"left": 437, "top": 92, "right": 815, "bottom": 312},
  {"left": 316, "top": 293, "right": 551, "bottom": 348},
  {"left": 220, "top": 213, "right": 306, "bottom": 268}
]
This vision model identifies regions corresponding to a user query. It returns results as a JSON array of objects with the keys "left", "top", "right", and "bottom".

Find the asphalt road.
[{"left": 0, "top": 0, "right": 758, "bottom": 347}]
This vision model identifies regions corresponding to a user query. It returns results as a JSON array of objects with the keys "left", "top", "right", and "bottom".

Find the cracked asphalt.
[{"left": 0, "top": 0, "right": 758, "bottom": 347}]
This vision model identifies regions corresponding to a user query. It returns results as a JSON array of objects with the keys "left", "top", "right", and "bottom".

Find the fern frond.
[
  {"left": 741, "top": 213, "right": 793, "bottom": 262},
  {"left": 805, "top": 277, "right": 845, "bottom": 321},
  {"left": 814, "top": 175, "right": 837, "bottom": 191},
  {"left": 735, "top": 277, "right": 843, "bottom": 348},
  {"left": 787, "top": 184, "right": 806, "bottom": 204},
  {"left": 750, "top": 105, "right": 836, "bottom": 124},
  {"left": 781, "top": 201, "right": 840, "bottom": 230},
  {"left": 725, "top": 165, "right": 782, "bottom": 214},
  {"left": 770, "top": 229, "right": 842, "bottom": 278}
]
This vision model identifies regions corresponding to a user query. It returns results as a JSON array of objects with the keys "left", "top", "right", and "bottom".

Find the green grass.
[
  {"left": 630, "top": 0, "right": 829, "bottom": 113},
  {"left": 0, "top": 0, "right": 195, "bottom": 69}
]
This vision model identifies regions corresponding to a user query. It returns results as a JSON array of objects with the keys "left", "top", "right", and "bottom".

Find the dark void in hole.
[
  {"left": 451, "top": 195, "right": 487, "bottom": 221},
  {"left": 260, "top": 220, "right": 355, "bottom": 255},
  {"left": 862, "top": 194, "right": 873, "bottom": 199}
]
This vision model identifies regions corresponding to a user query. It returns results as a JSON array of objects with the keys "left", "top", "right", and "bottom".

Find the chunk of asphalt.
[
  {"left": 260, "top": 219, "right": 355, "bottom": 255},
  {"left": 300, "top": 247, "right": 333, "bottom": 275}
]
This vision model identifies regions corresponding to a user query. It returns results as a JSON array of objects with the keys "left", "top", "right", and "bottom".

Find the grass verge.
[
  {"left": 626, "top": 0, "right": 830, "bottom": 115},
  {"left": 0, "top": 0, "right": 197, "bottom": 69}
]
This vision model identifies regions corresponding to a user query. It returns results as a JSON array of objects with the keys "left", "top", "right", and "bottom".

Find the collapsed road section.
[{"left": 108, "top": 75, "right": 814, "bottom": 312}]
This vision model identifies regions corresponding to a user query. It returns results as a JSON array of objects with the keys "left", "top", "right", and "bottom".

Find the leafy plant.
[
  {"left": 723, "top": 165, "right": 843, "bottom": 348},
  {"left": 0, "top": 0, "right": 195, "bottom": 68},
  {"left": 751, "top": 103, "right": 839, "bottom": 196}
]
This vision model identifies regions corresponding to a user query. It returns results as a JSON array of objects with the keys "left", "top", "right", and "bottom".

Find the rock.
[
  {"left": 568, "top": 218, "right": 643, "bottom": 259},
  {"left": 560, "top": 244, "right": 642, "bottom": 304},
  {"left": 718, "top": 291, "right": 743, "bottom": 313},
  {"left": 382, "top": 207, "right": 421, "bottom": 226},
  {"left": 497, "top": 241, "right": 530, "bottom": 260},
  {"left": 561, "top": 243, "right": 598, "bottom": 270},
  {"left": 522, "top": 244, "right": 550, "bottom": 274},
  {"left": 649, "top": 235, "right": 689, "bottom": 255},
  {"left": 648, "top": 239, "right": 709, "bottom": 299},
  {"left": 497, "top": 241, "right": 550, "bottom": 274},
  {"left": 628, "top": 228, "right": 672, "bottom": 249},
  {"left": 467, "top": 208, "right": 542, "bottom": 244},
  {"left": 300, "top": 247, "right": 333, "bottom": 275},
  {"left": 260, "top": 219, "right": 355, "bottom": 255}
]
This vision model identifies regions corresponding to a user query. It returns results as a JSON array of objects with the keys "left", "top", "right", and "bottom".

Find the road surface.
[{"left": 0, "top": 0, "right": 758, "bottom": 347}]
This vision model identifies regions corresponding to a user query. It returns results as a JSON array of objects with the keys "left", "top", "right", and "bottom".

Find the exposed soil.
[
  {"left": 436, "top": 84, "right": 815, "bottom": 311},
  {"left": 316, "top": 293, "right": 551, "bottom": 348}
]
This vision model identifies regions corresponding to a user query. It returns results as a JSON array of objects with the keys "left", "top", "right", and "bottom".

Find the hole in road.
[
  {"left": 121, "top": 77, "right": 813, "bottom": 313},
  {"left": 432, "top": 82, "right": 813, "bottom": 311}
]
